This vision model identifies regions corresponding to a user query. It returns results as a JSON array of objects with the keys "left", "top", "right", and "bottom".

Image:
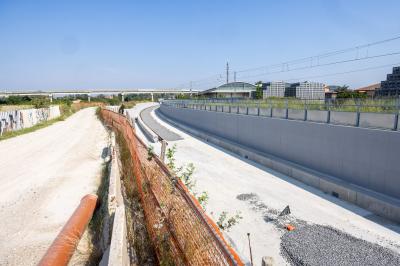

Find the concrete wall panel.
[
  {"left": 238, "top": 107, "right": 247, "bottom": 114},
  {"left": 259, "top": 108, "right": 271, "bottom": 117},
  {"left": 272, "top": 108, "right": 286, "bottom": 118},
  {"left": 248, "top": 107, "right": 259, "bottom": 116},
  {"left": 160, "top": 105, "right": 400, "bottom": 199},
  {"left": 330, "top": 111, "right": 357, "bottom": 126},
  {"left": 307, "top": 110, "right": 328, "bottom": 123},
  {"left": 288, "top": 109, "right": 305, "bottom": 120},
  {"left": 359, "top": 112, "right": 396, "bottom": 130}
]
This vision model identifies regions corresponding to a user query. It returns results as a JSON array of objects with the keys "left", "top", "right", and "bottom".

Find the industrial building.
[
  {"left": 377, "top": 66, "right": 400, "bottom": 96},
  {"left": 199, "top": 82, "right": 256, "bottom": 98}
]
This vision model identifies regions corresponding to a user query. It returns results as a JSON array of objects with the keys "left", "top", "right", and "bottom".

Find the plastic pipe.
[{"left": 39, "top": 194, "right": 98, "bottom": 266}]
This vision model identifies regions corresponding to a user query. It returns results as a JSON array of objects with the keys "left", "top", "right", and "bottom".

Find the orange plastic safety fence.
[{"left": 100, "top": 109, "right": 243, "bottom": 266}]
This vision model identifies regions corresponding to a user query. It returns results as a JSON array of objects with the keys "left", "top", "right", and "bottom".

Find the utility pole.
[
  {"left": 234, "top": 71, "right": 237, "bottom": 82},
  {"left": 226, "top": 62, "right": 229, "bottom": 84}
]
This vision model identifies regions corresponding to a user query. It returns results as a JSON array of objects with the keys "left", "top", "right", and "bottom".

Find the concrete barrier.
[
  {"left": 216, "top": 106, "right": 223, "bottom": 112},
  {"left": 158, "top": 106, "right": 400, "bottom": 223},
  {"left": 288, "top": 109, "right": 305, "bottom": 120},
  {"left": 136, "top": 115, "right": 158, "bottom": 143},
  {"left": 107, "top": 206, "right": 129, "bottom": 266},
  {"left": 330, "top": 111, "right": 357, "bottom": 126},
  {"left": 398, "top": 115, "right": 400, "bottom": 131},
  {"left": 238, "top": 107, "right": 247, "bottom": 114},
  {"left": 359, "top": 112, "right": 396, "bottom": 130},
  {"left": 231, "top": 106, "right": 239, "bottom": 114},
  {"left": 248, "top": 107, "right": 259, "bottom": 116},
  {"left": 99, "top": 133, "right": 129, "bottom": 266},
  {"left": 272, "top": 108, "right": 286, "bottom": 118},
  {"left": 259, "top": 108, "right": 272, "bottom": 117},
  {"left": 307, "top": 110, "right": 328, "bottom": 123},
  {"left": 223, "top": 105, "right": 231, "bottom": 113}
]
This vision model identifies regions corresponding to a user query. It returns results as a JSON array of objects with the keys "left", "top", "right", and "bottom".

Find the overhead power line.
[
  {"left": 237, "top": 51, "right": 400, "bottom": 80},
  {"left": 235, "top": 35, "right": 400, "bottom": 73},
  {"left": 177, "top": 35, "right": 400, "bottom": 89}
]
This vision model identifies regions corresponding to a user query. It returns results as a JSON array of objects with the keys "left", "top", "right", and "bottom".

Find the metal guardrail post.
[
  {"left": 327, "top": 101, "right": 331, "bottom": 124},
  {"left": 394, "top": 113, "right": 399, "bottom": 131},
  {"left": 356, "top": 103, "right": 360, "bottom": 127},
  {"left": 285, "top": 99, "right": 288, "bottom": 119},
  {"left": 304, "top": 102, "right": 308, "bottom": 121}
]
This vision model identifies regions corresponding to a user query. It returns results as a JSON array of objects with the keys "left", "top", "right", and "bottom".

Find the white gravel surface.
[
  {"left": 134, "top": 104, "right": 400, "bottom": 266},
  {"left": 0, "top": 108, "right": 108, "bottom": 265}
]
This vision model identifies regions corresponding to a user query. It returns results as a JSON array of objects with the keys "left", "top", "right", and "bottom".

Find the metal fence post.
[
  {"left": 327, "top": 100, "right": 331, "bottom": 124},
  {"left": 285, "top": 99, "right": 288, "bottom": 119},
  {"left": 304, "top": 101, "right": 308, "bottom": 121},
  {"left": 356, "top": 101, "right": 360, "bottom": 127}
]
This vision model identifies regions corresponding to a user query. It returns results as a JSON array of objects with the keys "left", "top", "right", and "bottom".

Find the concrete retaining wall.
[
  {"left": 359, "top": 112, "right": 397, "bottom": 130},
  {"left": 100, "top": 133, "right": 129, "bottom": 266},
  {"left": 272, "top": 108, "right": 286, "bottom": 118},
  {"left": 307, "top": 110, "right": 328, "bottom": 123},
  {"left": 0, "top": 105, "right": 61, "bottom": 135},
  {"left": 158, "top": 106, "right": 400, "bottom": 222},
  {"left": 160, "top": 104, "right": 400, "bottom": 200},
  {"left": 330, "top": 111, "right": 357, "bottom": 126},
  {"left": 259, "top": 108, "right": 271, "bottom": 117},
  {"left": 288, "top": 109, "right": 305, "bottom": 120}
]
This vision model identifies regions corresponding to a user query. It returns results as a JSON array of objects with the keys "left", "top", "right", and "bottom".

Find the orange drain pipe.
[{"left": 39, "top": 194, "right": 98, "bottom": 266}]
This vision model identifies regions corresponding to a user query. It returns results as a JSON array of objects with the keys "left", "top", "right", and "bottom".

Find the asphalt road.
[{"left": 140, "top": 105, "right": 182, "bottom": 141}]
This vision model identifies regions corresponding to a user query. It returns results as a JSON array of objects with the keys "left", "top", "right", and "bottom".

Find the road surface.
[
  {"left": 0, "top": 107, "right": 108, "bottom": 265},
  {"left": 140, "top": 105, "right": 182, "bottom": 141},
  {"left": 134, "top": 104, "right": 400, "bottom": 265}
]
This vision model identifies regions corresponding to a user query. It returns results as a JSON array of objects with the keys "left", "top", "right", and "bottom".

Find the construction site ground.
[
  {"left": 0, "top": 108, "right": 108, "bottom": 265},
  {"left": 134, "top": 103, "right": 400, "bottom": 265}
]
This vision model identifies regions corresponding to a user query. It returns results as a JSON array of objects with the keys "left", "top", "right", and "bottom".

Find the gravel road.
[{"left": 0, "top": 108, "right": 108, "bottom": 265}]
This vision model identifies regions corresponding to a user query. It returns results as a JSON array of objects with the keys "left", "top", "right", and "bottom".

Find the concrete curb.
[
  {"left": 157, "top": 109, "right": 400, "bottom": 223},
  {"left": 136, "top": 115, "right": 158, "bottom": 143},
  {"left": 100, "top": 132, "right": 129, "bottom": 266}
]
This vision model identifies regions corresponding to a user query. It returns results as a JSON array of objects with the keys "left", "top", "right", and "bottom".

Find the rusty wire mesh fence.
[{"left": 100, "top": 109, "right": 243, "bottom": 266}]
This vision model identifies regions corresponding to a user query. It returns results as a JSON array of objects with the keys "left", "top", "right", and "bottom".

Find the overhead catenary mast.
[{"left": 226, "top": 62, "right": 229, "bottom": 84}]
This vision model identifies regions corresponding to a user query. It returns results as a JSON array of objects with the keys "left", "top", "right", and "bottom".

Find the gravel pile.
[
  {"left": 281, "top": 223, "right": 400, "bottom": 266},
  {"left": 237, "top": 193, "right": 297, "bottom": 228}
]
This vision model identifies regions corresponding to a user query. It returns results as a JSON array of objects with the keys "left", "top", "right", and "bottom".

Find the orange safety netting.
[{"left": 101, "top": 109, "right": 243, "bottom": 266}]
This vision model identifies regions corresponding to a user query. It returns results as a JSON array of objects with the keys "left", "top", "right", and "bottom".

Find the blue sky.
[{"left": 0, "top": 0, "right": 400, "bottom": 91}]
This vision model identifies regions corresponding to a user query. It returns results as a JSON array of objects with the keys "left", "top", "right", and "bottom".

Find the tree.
[{"left": 255, "top": 81, "right": 263, "bottom": 99}]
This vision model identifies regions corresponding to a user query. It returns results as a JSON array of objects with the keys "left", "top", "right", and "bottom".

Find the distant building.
[
  {"left": 354, "top": 83, "right": 380, "bottom": 97},
  {"left": 295, "top": 81, "right": 325, "bottom": 100},
  {"left": 325, "top": 85, "right": 341, "bottom": 92},
  {"left": 377, "top": 66, "right": 400, "bottom": 96},
  {"left": 262, "top": 81, "right": 293, "bottom": 98},
  {"left": 262, "top": 81, "right": 325, "bottom": 100},
  {"left": 199, "top": 82, "right": 256, "bottom": 98}
]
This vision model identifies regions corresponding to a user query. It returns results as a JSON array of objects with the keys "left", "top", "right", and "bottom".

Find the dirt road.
[{"left": 0, "top": 108, "right": 108, "bottom": 265}]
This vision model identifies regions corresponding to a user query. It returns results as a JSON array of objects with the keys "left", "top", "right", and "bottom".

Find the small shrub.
[{"left": 217, "top": 211, "right": 243, "bottom": 232}]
